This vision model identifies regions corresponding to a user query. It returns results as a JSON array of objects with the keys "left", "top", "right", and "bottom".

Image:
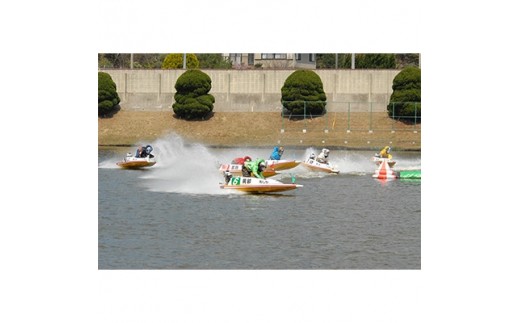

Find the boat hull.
[
  {"left": 372, "top": 156, "right": 396, "bottom": 167},
  {"left": 265, "top": 159, "right": 301, "bottom": 171},
  {"left": 220, "top": 176, "right": 302, "bottom": 193},
  {"left": 117, "top": 157, "right": 156, "bottom": 169},
  {"left": 301, "top": 158, "right": 339, "bottom": 174}
]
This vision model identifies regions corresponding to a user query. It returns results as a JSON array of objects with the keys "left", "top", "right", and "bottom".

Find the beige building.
[{"left": 222, "top": 53, "right": 316, "bottom": 69}]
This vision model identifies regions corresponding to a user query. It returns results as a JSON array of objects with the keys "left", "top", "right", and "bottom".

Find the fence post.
[
  {"left": 281, "top": 102, "right": 284, "bottom": 131},
  {"left": 347, "top": 102, "right": 351, "bottom": 132},
  {"left": 369, "top": 101, "right": 373, "bottom": 132},
  {"left": 158, "top": 72, "right": 161, "bottom": 101},
  {"left": 304, "top": 101, "right": 307, "bottom": 129},
  {"left": 414, "top": 102, "right": 418, "bottom": 128},
  {"left": 324, "top": 106, "right": 329, "bottom": 133},
  {"left": 391, "top": 102, "right": 395, "bottom": 132}
]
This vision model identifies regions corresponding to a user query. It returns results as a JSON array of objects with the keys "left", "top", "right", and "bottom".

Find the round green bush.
[
  {"left": 172, "top": 70, "right": 215, "bottom": 120},
  {"left": 162, "top": 54, "right": 199, "bottom": 69},
  {"left": 281, "top": 70, "right": 327, "bottom": 117},
  {"left": 98, "top": 72, "right": 120, "bottom": 116},
  {"left": 387, "top": 66, "right": 421, "bottom": 122}
]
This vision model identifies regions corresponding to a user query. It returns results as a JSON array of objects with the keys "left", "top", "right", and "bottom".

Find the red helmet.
[{"left": 244, "top": 156, "right": 252, "bottom": 162}]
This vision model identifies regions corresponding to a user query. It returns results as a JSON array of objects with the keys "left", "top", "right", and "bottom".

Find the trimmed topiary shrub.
[
  {"left": 387, "top": 66, "right": 421, "bottom": 123},
  {"left": 98, "top": 72, "right": 120, "bottom": 117},
  {"left": 172, "top": 69, "right": 215, "bottom": 120},
  {"left": 162, "top": 53, "right": 199, "bottom": 69},
  {"left": 281, "top": 70, "right": 327, "bottom": 118}
]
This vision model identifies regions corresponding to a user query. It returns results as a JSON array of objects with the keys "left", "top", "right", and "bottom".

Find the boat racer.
[
  {"left": 242, "top": 158, "right": 267, "bottom": 179},
  {"left": 269, "top": 146, "right": 284, "bottom": 160},
  {"left": 316, "top": 148, "right": 330, "bottom": 164},
  {"left": 377, "top": 146, "right": 392, "bottom": 159},
  {"left": 231, "top": 155, "right": 252, "bottom": 165},
  {"left": 135, "top": 145, "right": 154, "bottom": 158}
]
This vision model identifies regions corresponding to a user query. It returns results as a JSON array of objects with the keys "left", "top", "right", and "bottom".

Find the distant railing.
[{"left": 280, "top": 101, "right": 421, "bottom": 132}]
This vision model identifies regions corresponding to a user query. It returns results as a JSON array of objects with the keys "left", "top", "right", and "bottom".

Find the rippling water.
[{"left": 98, "top": 134, "right": 421, "bottom": 269}]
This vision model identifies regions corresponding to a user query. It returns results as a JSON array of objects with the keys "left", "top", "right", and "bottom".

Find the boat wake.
[
  {"left": 99, "top": 134, "right": 421, "bottom": 194},
  {"left": 135, "top": 134, "right": 227, "bottom": 194}
]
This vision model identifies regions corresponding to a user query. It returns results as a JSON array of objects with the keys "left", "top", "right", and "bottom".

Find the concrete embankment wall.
[{"left": 102, "top": 69, "right": 400, "bottom": 113}]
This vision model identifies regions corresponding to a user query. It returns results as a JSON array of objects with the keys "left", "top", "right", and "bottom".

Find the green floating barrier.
[{"left": 398, "top": 170, "right": 421, "bottom": 179}]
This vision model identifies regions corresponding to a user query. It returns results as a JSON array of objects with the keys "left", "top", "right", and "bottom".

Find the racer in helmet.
[
  {"left": 269, "top": 146, "right": 284, "bottom": 161},
  {"left": 135, "top": 146, "right": 144, "bottom": 158},
  {"left": 243, "top": 158, "right": 267, "bottom": 179},
  {"left": 136, "top": 145, "right": 153, "bottom": 158},
  {"left": 316, "top": 148, "right": 330, "bottom": 164},
  {"left": 378, "top": 146, "right": 392, "bottom": 159},
  {"left": 232, "top": 155, "right": 252, "bottom": 165},
  {"left": 145, "top": 145, "right": 154, "bottom": 158}
]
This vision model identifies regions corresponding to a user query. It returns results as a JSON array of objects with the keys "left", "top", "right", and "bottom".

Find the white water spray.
[{"left": 135, "top": 133, "right": 229, "bottom": 194}]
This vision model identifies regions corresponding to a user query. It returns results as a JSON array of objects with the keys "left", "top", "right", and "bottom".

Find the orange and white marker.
[{"left": 372, "top": 159, "right": 397, "bottom": 180}]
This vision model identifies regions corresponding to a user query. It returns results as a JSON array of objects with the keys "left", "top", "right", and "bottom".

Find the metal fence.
[
  {"left": 280, "top": 101, "right": 420, "bottom": 130},
  {"left": 278, "top": 101, "right": 421, "bottom": 149}
]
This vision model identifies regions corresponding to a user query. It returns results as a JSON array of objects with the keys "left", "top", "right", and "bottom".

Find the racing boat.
[
  {"left": 218, "top": 163, "right": 277, "bottom": 178},
  {"left": 220, "top": 176, "right": 303, "bottom": 193},
  {"left": 301, "top": 157, "right": 340, "bottom": 174},
  {"left": 117, "top": 153, "right": 156, "bottom": 169},
  {"left": 265, "top": 159, "right": 301, "bottom": 171},
  {"left": 372, "top": 155, "right": 397, "bottom": 167}
]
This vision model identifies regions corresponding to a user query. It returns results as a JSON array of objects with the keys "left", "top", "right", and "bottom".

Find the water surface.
[{"left": 98, "top": 134, "right": 421, "bottom": 269}]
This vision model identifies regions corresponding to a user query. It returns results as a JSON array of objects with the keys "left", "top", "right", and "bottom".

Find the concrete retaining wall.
[{"left": 102, "top": 69, "right": 401, "bottom": 112}]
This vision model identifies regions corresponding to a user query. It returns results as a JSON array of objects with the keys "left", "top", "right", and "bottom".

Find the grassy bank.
[{"left": 98, "top": 110, "right": 421, "bottom": 151}]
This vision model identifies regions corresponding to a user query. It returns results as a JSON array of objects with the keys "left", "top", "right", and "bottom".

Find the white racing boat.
[
  {"left": 372, "top": 156, "right": 396, "bottom": 168},
  {"left": 117, "top": 153, "right": 156, "bottom": 169},
  {"left": 220, "top": 175, "right": 302, "bottom": 193},
  {"left": 301, "top": 157, "right": 339, "bottom": 174}
]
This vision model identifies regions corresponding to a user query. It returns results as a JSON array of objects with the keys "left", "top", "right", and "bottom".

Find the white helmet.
[{"left": 323, "top": 148, "right": 330, "bottom": 157}]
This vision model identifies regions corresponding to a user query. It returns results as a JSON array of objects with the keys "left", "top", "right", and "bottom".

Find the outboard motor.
[{"left": 223, "top": 171, "right": 233, "bottom": 184}]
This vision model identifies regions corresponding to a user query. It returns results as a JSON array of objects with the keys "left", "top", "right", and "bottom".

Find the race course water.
[{"left": 98, "top": 133, "right": 421, "bottom": 269}]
